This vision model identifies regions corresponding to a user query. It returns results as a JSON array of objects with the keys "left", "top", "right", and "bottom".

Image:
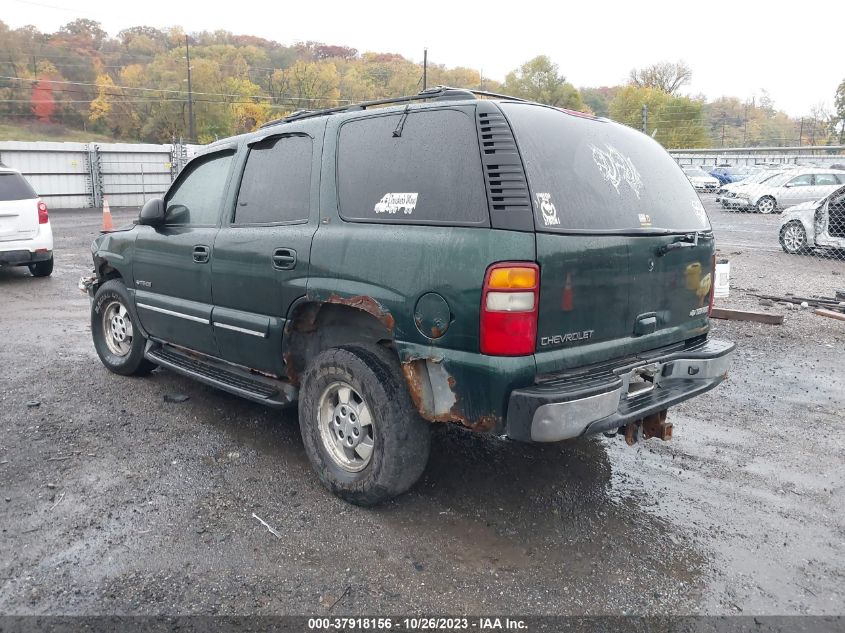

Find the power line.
[{"left": 0, "top": 75, "right": 352, "bottom": 103}]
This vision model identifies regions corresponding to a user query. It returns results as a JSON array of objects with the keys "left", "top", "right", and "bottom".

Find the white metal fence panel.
[
  {"left": 97, "top": 144, "right": 175, "bottom": 208},
  {"left": 0, "top": 141, "right": 91, "bottom": 208},
  {"left": 0, "top": 141, "right": 199, "bottom": 209}
]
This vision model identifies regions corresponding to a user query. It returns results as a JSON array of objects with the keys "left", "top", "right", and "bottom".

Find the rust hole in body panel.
[
  {"left": 325, "top": 294, "right": 395, "bottom": 332},
  {"left": 400, "top": 359, "right": 497, "bottom": 433}
]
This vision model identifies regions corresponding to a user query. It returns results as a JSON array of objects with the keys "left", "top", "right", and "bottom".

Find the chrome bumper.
[{"left": 506, "top": 338, "right": 735, "bottom": 443}]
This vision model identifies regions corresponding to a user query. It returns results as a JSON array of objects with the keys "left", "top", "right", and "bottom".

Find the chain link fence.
[{"left": 670, "top": 147, "right": 845, "bottom": 319}]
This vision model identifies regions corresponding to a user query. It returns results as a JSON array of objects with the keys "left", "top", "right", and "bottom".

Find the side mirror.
[{"left": 138, "top": 198, "right": 165, "bottom": 226}]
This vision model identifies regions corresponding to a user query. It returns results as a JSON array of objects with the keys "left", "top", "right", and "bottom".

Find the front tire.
[
  {"left": 28, "top": 256, "right": 53, "bottom": 277},
  {"left": 780, "top": 221, "right": 809, "bottom": 254},
  {"left": 91, "top": 279, "right": 156, "bottom": 376},
  {"left": 756, "top": 196, "right": 777, "bottom": 214},
  {"left": 298, "top": 345, "right": 431, "bottom": 506}
]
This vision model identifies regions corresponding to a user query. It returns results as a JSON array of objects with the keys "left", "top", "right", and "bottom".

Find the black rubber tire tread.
[
  {"left": 298, "top": 344, "right": 431, "bottom": 506},
  {"left": 28, "top": 256, "right": 53, "bottom": 277},
  {"left": 91, "top": 279, "right": 157, "bottom": 376}
]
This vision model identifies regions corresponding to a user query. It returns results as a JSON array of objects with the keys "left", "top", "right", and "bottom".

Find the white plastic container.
[{"left": 714, "top": 259, "right": 730, "bottom": 299}]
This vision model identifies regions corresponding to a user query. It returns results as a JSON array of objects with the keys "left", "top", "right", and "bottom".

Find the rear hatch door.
[
  {"left": 0, "top": 171, "right": 39, "bottom": 242},
  {"left": 500, "top": 103, "right": 713, "bottom": 371}
]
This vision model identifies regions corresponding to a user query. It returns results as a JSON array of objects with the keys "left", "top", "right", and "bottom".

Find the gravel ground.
[{"left": 0, "top": 198, "right": 843, "bottom": 616}]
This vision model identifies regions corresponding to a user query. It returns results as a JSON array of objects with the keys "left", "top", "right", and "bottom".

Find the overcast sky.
[{"left": 5, "top": 0, "right": 843, "bottom": 116}]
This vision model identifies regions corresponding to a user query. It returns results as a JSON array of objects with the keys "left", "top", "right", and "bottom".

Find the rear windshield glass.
[
  {"left": 501, "top": 103, "right": 710, "bottom": 232},
  {"left": 0, "top": 172, "right": 37, "bottom": 201}
]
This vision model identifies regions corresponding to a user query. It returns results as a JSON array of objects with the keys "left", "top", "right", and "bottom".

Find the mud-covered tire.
[
  {"left": 28, "top": 256, "right": 53, "bottom": 277},
  {"left": 298, "top": 345, "right": 431, "bottom": 506},
  {"left": 91, "top": 279, "right": 156, "bottom": 376}
]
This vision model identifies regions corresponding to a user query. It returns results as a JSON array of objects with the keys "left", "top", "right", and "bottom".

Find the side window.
[
  {"left": 165, "top": 152, "right": 234, "bottom": 225},
  {"left": 787, "top": 174, "right": 813, "bottom": 187},
  {"left": 814, "top": 173, "right": 839, "bottom": 186},
  {"left": 337, "top": 109, "right": 488, "bottom": 226},
  {"left": 234, "top": 135, "right": 312, "bottom": 225}
]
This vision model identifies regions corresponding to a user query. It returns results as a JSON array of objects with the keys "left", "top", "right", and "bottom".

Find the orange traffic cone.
[{"left": 102, "top": 197, "right": 113, "bottom": 231}]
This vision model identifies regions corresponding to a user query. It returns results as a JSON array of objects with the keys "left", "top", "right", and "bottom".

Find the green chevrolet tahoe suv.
[{"left": 83, "top": 87, "right": 734, "bottom": 505}]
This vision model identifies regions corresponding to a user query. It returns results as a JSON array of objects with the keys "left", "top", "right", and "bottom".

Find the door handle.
[
  {"left": 272, "top": 248, "right": 297, "bottom": 270},
  {"left": 192, "top": 245, "right": 210, "bottom": 263}
]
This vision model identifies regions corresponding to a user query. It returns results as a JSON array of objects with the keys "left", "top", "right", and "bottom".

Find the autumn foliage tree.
[{"left": 31, "top": 80, "right": 56, "bottom": 122}]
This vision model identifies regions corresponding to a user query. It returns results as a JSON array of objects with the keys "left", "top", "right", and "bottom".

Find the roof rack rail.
[{"left": 259, "top": 86, "right": 529, "bottom": 129}]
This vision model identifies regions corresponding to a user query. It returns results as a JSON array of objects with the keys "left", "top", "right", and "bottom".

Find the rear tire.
[
  {"left": 91, "top": 279, "right": 156, "bottom": 376},
  {"left": 28, "top": 256, "right": 53, "bottom": 277},
  {"left": 298, "top": 345, "right": 431, "bottom": 506}
]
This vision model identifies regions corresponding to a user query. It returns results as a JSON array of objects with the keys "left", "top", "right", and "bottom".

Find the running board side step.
[{"left": 145, "top": 343, "right": 297, "bottom": 407}]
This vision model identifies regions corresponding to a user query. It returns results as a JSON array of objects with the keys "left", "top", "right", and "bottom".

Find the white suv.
[{"left": 0, "top": 166, "right": 53, "bottom": 277}]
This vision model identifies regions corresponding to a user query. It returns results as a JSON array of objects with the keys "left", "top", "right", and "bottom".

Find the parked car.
[
  {"left": 778, "top": 184, "right": 845, "bottom": 254},
  {"left": 80, "top": 87, "right": 735, "bottom": 505},
  {"left": 0, "top": 165, "right": 53, "bottom": 277},
  {"left": 709, "top": 166, "right": 761, "bottom": 185},
  {"left": 730, "top": 168, "right": 845, "bottom": 214},
  {"left": 683, "top": 167, "right": 720, "bottom": 191},
  {"left": 717, "top": 170, "right": 786, "bottom": 207}
]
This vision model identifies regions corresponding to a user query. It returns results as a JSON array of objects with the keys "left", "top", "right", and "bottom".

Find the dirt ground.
[{"left": 0, "top": 197, "right": 843, "bottom": 616}]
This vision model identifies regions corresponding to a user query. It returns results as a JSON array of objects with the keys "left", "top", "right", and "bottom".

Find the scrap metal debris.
[
  {"left": 163, "top": 393, "right": 190, "bottom": 403},
  {"left": 754, "top": 293, "right": 845, "bottom": 314},
  {"left": 251, "top": 512, "right": 282, "bottom": 539}
]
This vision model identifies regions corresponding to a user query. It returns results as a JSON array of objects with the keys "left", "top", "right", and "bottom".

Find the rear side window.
[
  {"left": 0, "top": 172, "right": 37, "bottom": 201},
  {"left": 337, "top": 108, "right": 488, "bottom": 226},
  {"left": 234, "top": 135, "right": 312, "bottom": 225},
  {"left": 814, "top": 173, "right": 841, "bottom": 186},
  {"left": 165, "top": 152, "right": 234, "bottom": 226},
  {"left": 500, "top": 103, "right": 710, "bottom": 233}
]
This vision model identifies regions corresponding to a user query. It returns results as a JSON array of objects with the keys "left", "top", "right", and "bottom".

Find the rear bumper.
[
  {"left": 0, "top": 223, "right": 54, "bottom": 265},
  {"left": 506, "top": 338, "right": 735, "bottom": 442},
  {"left": 0, "top": 248, "right": 52, "bottom": 265}
]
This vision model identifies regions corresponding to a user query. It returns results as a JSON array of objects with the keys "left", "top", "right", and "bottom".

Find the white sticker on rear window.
[
  {"left": 692, "top": 199, "right": 707, "bottom": 224},
  {"left": 374, "top": 192, "right": 418, "bottom": 215},
  {"left": 536, "top": 193, "right": 560, "bottom": 226},
  {"left": 590, "top": 144, "right": 644, "bottom": 199}
]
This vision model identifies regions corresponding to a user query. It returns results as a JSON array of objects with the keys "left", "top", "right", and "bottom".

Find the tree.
[
  {"left": 31, "top": 79, "right": 55, "bottom": 122},
  {"left": 629, "top": 61, "right": 691, "bottom": 95},
  {"left": 503, "top": 55, "right": 583, "bottom": 109},
  {"left": 581, "top": 87, "right": 618, "bottom": 118},
  {"left": 58, "top": 19, "right": 107, "bottom": 49},
  {"left": 271, "top": 60, "right": 341, "bottom": 110},
  {"left": 609, "top": 85, "right": 708, "bottom": 148},
  {"left": 835, "top": 79, "right": 845, "bottom": 143}
]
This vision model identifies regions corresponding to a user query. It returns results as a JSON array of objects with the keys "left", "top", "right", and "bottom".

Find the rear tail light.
[
  {"left": 37, "top": 200, "right": 49, "bottom": 224},
  {"left": 708, "top": 254, "right": 716, "bottom": 317},
  {"left": 480, "top": 262, "right": 539, "bottom": 356}
]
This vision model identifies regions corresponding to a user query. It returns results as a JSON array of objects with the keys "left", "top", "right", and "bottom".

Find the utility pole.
[
  {"left": 641, "top": 104, "right": 647, "bottom": 134},
  {"left": 423, "top": 48, "right": 427, "bottom": 91},
  {"left": 721, "top": 114, "right": 726, "bottom": 147},
  {"left": 185, "top": 35, "right": 195, "bottom": 143},
  {"left": 743, "top": 103, "right": 748, "bottom": 146},
  {"left": 798, "top": 117, "right": 803, "bottom": 147}
]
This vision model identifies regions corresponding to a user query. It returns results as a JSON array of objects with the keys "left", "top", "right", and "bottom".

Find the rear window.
[
  {"left": 500, "top": 103, "right": 710, "bottom": 233},
  {"left": 337, "top": 108, "right": 488, "bottom": 226},
  {"left": 0, "top": 172, "right": 37, "bottom": 201}
]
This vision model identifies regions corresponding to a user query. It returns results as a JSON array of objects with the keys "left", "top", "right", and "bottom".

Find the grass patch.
[{"left": 0, "top": 121, "right": 121, "bottom": 143}]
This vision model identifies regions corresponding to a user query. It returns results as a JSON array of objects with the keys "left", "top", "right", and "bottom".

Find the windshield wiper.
[{"left": 655, "top": 231, "right": 712, "bottom": 257}]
